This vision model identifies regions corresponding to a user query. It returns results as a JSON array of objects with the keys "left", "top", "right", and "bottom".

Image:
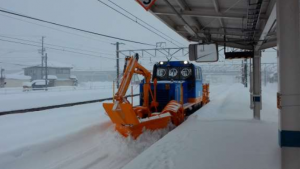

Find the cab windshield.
[{"left": 155, "top": 66, "right": 193, "bottom": 81}]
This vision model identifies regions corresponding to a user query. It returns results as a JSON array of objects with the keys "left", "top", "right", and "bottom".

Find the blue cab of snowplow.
[{"left": 140, "top": 61, "right": 203, "bottom": 112}]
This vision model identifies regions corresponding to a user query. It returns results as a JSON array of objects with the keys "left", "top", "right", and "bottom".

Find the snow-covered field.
[
  {"left": 0, "top": 81, "right": 114, "bottom": 95},
  {"left": 0, "top": 82, "right": 159, "bottom": 169},
  {"left": 0, "top": 82, "right": 139, "bottom": 112},
  {"left": 0, "top": 83, "right": 279, "bottom": 169},
  {"left": 0, "top": 99, "right": 169, "bottom": 169}
]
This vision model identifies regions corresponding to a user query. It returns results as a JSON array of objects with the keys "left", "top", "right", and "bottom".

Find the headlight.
[
  {"left": 159, "top": 61, "right": 164, "bottom": 65},
  {"left": 183, "top": 61, "right": 189, "bottom": 64}
]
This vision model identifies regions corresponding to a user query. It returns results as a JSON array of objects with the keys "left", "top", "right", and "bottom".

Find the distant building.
[
  {"left": 5, "top": 73, "right": 31, "bottom": 87},
  {"left": 0, "top": 68, "right": 5, "bottom": 88},
  {"left": 23, "top": 61, "right": 77, "bottom": 87},
  {"left": 24, "top": 62, "right": 72, "bottom": 80}
]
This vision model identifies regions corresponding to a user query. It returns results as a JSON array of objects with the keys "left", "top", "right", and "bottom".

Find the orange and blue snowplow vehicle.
[{"left": 103, "top": 54, "right": 209, "bottom": 139}]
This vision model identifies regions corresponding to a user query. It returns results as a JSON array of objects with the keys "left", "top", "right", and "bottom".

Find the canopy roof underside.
[{"left": 149, "top": 0, "right": 277, "bottom": 50}]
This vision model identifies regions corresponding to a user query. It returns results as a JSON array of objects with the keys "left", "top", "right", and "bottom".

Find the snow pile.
[
  {"left": 80, "top": 124, "right": 174, "bottom": 169},
  {"left": 125, "top": 123, "right": 175, "bottom": 153}
]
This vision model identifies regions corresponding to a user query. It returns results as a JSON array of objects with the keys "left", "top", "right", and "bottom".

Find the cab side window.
[
  {"left": 198, "top": 68, "right": 202, "bottom": 81},
  {"left": 195, "top": 68, "right": 202, "bottom": 81}
]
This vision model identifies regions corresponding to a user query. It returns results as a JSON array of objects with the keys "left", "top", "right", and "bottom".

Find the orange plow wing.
[{"left": 103, "top": 103, "right": 171, "bottom": 139}]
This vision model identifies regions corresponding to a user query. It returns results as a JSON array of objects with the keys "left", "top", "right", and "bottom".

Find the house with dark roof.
[
  {"left": 23, "top": 61, "right": 77, "bottom": 86},
  {"left": 24, "top": 61, "right": 73, "bottom": 80}
]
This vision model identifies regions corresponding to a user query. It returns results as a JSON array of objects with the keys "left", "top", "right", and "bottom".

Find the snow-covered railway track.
[{"left": 0, "top": 94, "right": 139, "bottom": 116}]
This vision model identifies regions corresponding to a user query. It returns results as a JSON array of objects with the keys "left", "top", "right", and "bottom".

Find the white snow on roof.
[
  {"left": 35, "top": 81, "right": 46, "bottom": 85},
  {"left": 43, "top": 75, "right": 57, "bottom": 80},
  {"left": 31, "top": 80, "right": 49, "bottom": 85},
  {"left": 26, "top": 61, "right": 73, "bottom": 68},
  {"left": 6, "top": 72, "right": 31, "bottom": 80}
]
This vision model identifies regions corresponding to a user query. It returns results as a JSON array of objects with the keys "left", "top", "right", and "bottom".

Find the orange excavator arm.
[{"left": 113, "top": 54, "right": 157, "bottom": 111}]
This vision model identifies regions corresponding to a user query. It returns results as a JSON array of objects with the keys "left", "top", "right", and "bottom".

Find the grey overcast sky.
[{"left": 0, "top": 0, "right": 276, "bottom": 71}]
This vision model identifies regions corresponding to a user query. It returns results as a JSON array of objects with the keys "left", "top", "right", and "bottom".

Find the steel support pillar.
[
  {"left": 277, "top": 0, "right": 300, "bottom": 168},
  {"left": 250, "top": 59, "right": 254, "bottom": 110},
  {"left": 253, "top": 51, "right": 261, "bottom": 120}
]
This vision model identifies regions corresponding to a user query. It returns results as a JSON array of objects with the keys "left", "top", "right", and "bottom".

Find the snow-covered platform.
[{"left": 123, "top": 84, "right": 280, "bottom": 169}]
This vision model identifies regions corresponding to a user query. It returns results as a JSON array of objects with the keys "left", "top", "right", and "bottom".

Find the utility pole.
[
  {"left": 249, "top": 58, "right": 254, "bottom": 110},
  {"left": 45, "top": 53, "right": 48, "bottom": 90},
  {"left": 0, "top": 68, "right": 4, "bottom": 88},
  {"left": 40, "top": 37, "right": 45, "bottom": 80},
  {"left": 111, "top": 42, "right": 125, "bottom": 88}
]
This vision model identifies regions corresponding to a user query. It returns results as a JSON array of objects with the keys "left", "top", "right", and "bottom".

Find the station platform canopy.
[{"left": 147, "top": 0, "right": 277, "bottom": 50}]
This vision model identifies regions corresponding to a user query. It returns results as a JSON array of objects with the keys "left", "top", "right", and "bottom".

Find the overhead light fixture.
[{"left": 184, "top": 24, "right": 196, "bottom": 36}]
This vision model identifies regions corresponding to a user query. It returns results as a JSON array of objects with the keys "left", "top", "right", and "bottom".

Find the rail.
[
  {"left": 0, "top": 85, "right": 113, "bottom": 95},
  {"left": 0, "top": 94, "right": 139, "bottom": 116}
]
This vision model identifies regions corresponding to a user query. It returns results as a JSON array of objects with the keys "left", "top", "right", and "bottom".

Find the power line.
[
  {"left": 0, "top": 13, "right": 115, "bottom": 45},
  {"left": 0, "top": 35, "right": 116, "bottom": 56},
  {"left": 97, "top": 0, "right": 182, "bottom": 47},
  {"left": 0, "top": 38, "right": 124, "bottom": 60},
  {"left": 106, "top": 0, "right": 186, "bottom": 47},
  {"left": 46, "top": 36, "right": 115, "bottom": 53},
  {"left": 0, "top": 8, "right": 156, "bottom": 46},
  {"left": 0, "top": 61, "right": 32, "bottom": 67},
  {"left": 46, "top": 43, "right": 115, "bottom": 56},
  {"left": 1, "top": 56, "right": 39, "bottom": 59}
]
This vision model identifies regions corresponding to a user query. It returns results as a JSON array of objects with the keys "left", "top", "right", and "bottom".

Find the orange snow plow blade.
[{"left": 103, "top": 103, "right": 171, "bottom": 139}]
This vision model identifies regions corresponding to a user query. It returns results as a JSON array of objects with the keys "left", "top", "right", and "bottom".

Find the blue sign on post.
[{"left": 253, "top": 96, "right": 261, "bottom": 102}]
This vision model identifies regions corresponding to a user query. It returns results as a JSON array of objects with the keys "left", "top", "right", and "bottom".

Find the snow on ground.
[
  {"left": 0, "top": 83, "right": 279, "bottom": 169},
  {"left": 0, "top": 82, "right": 139, "bottom": 112},
  {"left": 0, "top": 98, "right": 170, "bottom": 169},
  {"left": 0, "top": 81, "right": 113, "bottom": 95},
  {"left": 0, "top": 89, "right": 166, "bottom": 169},
  {"left": 123, "top": 83, "right": 280, "bottom": 169}
]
